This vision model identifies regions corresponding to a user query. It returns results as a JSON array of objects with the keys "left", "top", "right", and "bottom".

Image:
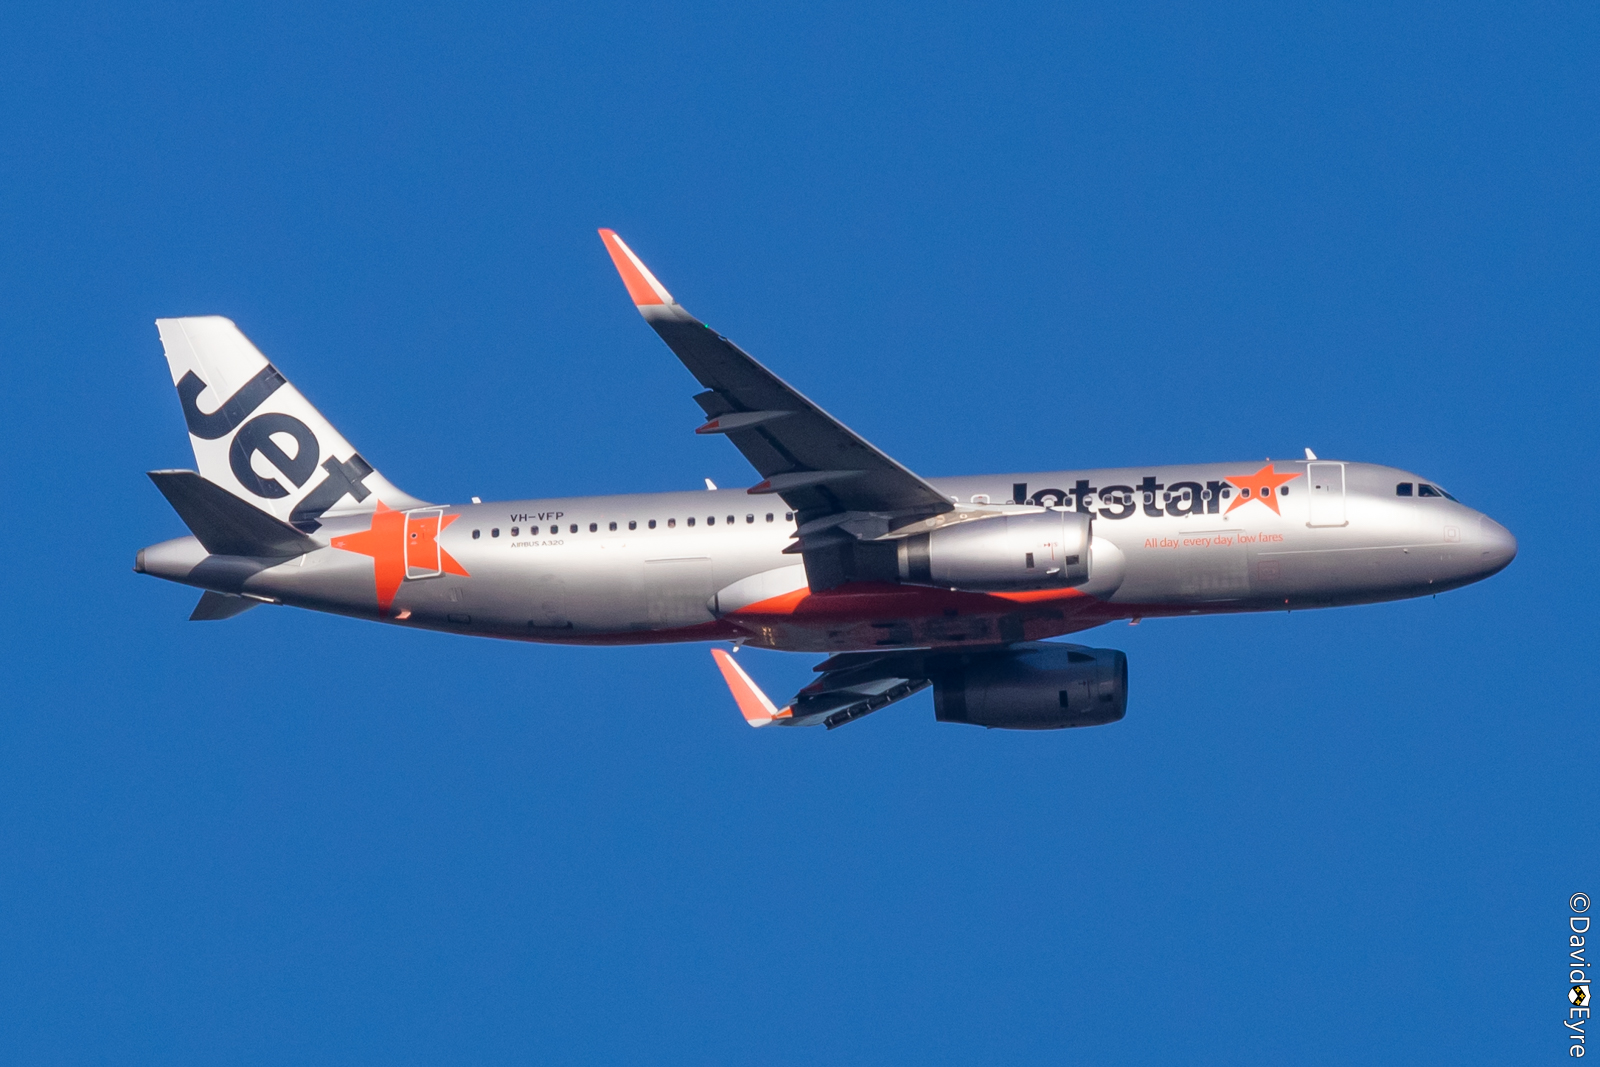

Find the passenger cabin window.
[
  {"left": 667, "top": 518, "right": 676, "bottom": 528},
  {"left": 589, "top": 523, "right": 598, "bottom": 532},
  {"left": 609, "top": 522, "right": 617, "bottom": 531},
  {"left": 629, "top": 521, "right": 637, "bottom": 530},
  {"left": 727, "top": 515, "right": 735, "bottom": 525},
  {"left": 687, "top": 517, "right": 695, "bottom": 527},
  {"left": 569, "top": 524, "right": 578, "bottom": 533},
  {"left": 649, "top": 520, "right": 657, "bottom": 529},
  {"left": 1396, "top": 482, "right": 1414, "bottom": 496},
  {"left": 472, "top": 529, "right": 480, "bottom": 539},
  {"left": 706, "top": 516, "right": 714, "bottom": 525},
  {"left": 785, "top": 512, "right": 794, "bottom": 521},
  {"left": 491, "top": 528, "right": 500, "bottom": 538},
  {"left": 746, "top": 514, "right": 754, "bottom": 523},
  {"left": 530, "top": 525, "right": 539, "bottom": 535},
  {"left": 510, "top": 526, "right": 519, "bottom": 536},
  {"left": 1279, "top": 486, "right": 1289, "bottom": 496},
  {"left": 765, "top": 513, "right": 774, "bottom": 522}
]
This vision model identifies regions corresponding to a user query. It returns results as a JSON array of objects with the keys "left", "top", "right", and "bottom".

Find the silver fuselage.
[{"left": 137, "top": 458, "right": 1517, "bottom": 653}]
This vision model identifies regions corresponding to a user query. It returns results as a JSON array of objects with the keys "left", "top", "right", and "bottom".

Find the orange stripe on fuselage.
[{"left": 727, "top": 581, "right": 1093, "bottom": 622}]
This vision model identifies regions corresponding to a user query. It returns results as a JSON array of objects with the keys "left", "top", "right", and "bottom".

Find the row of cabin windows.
[
  {"left": 1395, "top": 482, "right": 1457, "bottom": 501},
  {"left": 470, "top": 512, "right": 796, "bottom": 539}
]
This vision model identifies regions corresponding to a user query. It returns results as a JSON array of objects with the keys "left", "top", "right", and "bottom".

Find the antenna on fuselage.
[{"left": 1304, "top": 448, "right": 1318, "bottom": 460}]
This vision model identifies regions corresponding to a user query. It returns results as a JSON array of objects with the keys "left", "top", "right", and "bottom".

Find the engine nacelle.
[
  {"left": 933, "top": 642, "right": 1127, "bottom": 730},
  {"left": 896, "top": 509, "right": 1091, "bottom": 591}
]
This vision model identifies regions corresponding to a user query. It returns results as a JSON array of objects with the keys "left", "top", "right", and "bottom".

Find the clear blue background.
[{"left": 1, "top": 3, "right": 1594, "bottom": 1063}]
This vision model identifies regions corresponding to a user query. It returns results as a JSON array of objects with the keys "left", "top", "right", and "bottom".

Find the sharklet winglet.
[
  {"left": 710, "top": 648, "right": 792, "bottom": 727},
  {"left": 598, "top": 229, "right": 675, "bottom": 307}
]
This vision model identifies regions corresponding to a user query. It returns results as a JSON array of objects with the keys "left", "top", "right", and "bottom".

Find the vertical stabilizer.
[{"left": 155, "top": 317, "right": 424, "bottom": 530}]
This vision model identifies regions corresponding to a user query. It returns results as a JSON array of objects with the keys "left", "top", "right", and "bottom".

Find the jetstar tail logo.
[
  {"left": 331, "top": 501, "right": 469, "bottom": 612},
  {"left": 177, "top": 364, "right": 375, "bottom": 531},
  {"left": 1223, "top": 463, "right": 1302, "bottom": 516}
]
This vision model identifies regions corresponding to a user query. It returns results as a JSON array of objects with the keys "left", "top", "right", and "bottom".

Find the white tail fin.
[{"left": 155, "top": 316, "right": 424, "bottom": 531}]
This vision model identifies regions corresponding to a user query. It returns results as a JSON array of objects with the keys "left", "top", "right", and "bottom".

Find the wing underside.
[{"left": 711, "top": 647, "right": 936, "bottom": 730}]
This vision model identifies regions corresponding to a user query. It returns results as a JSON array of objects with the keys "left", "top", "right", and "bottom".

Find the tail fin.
[{"left": 155, "top": 316, "right": 424, "bottom": 530}]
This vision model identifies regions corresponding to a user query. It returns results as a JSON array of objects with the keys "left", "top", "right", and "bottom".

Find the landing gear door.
[
  {"left": 1306, "top": 463, "right": 1347, "bottom": 527},
  {"left": 405, "top": 508, "right": 444, "bottom": 579}
]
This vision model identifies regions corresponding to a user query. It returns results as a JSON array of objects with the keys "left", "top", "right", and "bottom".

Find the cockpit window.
[
  {"left": 1396, "top": 482, "right": 1413, "bottom": 497},
  {"left": 1417, "top": 484, "right": 1440, "bottom": 497}
]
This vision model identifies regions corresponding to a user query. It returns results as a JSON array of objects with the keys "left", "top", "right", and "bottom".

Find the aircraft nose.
[{"left": 1477, "top": 515, "right": 1517, "bottom": 575}]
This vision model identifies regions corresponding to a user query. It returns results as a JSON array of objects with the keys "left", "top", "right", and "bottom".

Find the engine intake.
[
  {"left": 897, "top": 509, "right": 1091, "bottom": 591},
  {"left": 933, "top": 642, "right": 1127, "bottom": 730}
]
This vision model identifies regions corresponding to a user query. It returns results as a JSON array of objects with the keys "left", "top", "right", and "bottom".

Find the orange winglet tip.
[
  {"left": 598, "top": 228, "right": 674, "bottom": 307},
  {"left": 710, "top": 647, "right": 792, "bottom": 727}
]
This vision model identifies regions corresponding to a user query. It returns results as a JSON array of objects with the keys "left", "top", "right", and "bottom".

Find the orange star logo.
[
  {"left": 330, "top": 501, "right": 469, "bottom": 612},
  {"left": 1223, "top": 462, "right": 1301, "bottom": 516}
]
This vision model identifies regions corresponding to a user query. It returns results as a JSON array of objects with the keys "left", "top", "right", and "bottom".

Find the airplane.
[{"left": 135, "top": 229, "right": 1518, "bottom": 731}]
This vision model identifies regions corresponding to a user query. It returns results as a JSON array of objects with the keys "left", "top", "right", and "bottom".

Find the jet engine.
[
  {"left": 933, "top": 642, "right": 1127, "bottom": 730},
  {"left": 896, "top": 509, "right": 1092, "bottom": 591}
]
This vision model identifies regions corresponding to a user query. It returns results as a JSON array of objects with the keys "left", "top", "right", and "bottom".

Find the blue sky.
[{"left": 1, "top": 2, "right": 1595, "bottom": 1063}]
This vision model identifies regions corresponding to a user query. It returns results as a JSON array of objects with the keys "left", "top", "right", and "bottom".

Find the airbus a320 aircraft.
[{"left": 136, "top": 231, "right": 1517, "bottom": 731}]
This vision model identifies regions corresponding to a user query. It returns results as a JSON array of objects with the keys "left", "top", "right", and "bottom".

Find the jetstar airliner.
[{"left": 136, "top": 230, "right": 1517, "bottom": 730}]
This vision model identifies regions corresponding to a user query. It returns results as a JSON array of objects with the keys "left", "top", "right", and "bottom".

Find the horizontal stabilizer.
[
  {"left": 148, "top": 470, "right": 322, "bottom": 558},
  {"left": 189, "top": 590, "right": 262, "bottom": 621}
]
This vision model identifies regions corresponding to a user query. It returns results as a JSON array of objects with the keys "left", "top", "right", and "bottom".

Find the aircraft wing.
[
  {"left": 711, "top": 647, "right": 931, "bottom": 730},
  {"left": 599, "top": 230, "right": 954, "bottom": 523}
]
